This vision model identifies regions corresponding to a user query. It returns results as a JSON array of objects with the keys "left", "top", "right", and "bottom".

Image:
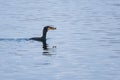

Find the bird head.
[{"left": 45, "top": 26, "right": 56, "bottom": 31}]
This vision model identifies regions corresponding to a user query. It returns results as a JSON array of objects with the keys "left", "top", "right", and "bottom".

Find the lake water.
[{"left": 0, "top": 0, "right": 120, "bottom": 80}]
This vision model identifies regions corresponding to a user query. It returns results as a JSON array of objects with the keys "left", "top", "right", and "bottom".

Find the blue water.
[{"left": 0, "top": 0, "right": 120, "bottom": 80}]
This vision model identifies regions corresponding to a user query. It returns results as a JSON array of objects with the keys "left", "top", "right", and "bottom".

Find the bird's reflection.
[
  {"left": 42, "top": 40, "right": 48, "bottom": 50},
  {"left": 41, "top": 40, "right": 56, "bottom": 56}
]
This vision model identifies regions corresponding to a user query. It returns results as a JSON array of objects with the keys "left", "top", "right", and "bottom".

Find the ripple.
[
  {"left": 91, "top": 29, "right": 106, "bottom": 33},
  {"left": 109, "top": 56, "right": 120, "bottom": 59},
  {"left": 109, "top": 40, "right": 120, "bottom": 43},
  {"left": 112, "top": 3, "right": 120, "bottom": 6},
  {"left": 112, "top": 49, "right": 120, "bottom": 52}
]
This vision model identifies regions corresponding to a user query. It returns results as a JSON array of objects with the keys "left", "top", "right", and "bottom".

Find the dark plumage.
[{"left": 29, "top": 26, "right": 56, "bottom": 42}]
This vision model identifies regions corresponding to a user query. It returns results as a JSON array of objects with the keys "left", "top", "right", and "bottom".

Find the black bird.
[{"left": 30, "top": 26, "right": 56, "bottom": 42}]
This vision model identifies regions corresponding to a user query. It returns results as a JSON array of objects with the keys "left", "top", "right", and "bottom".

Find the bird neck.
[{"left": 41, "top": 29, "right": 47, "bottom": 39}]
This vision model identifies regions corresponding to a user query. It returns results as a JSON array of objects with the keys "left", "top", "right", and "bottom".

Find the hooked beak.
[{"left": 48, "top": 27, "right": 56, "bottom": 30}]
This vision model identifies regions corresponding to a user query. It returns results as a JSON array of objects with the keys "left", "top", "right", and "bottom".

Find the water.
[{"left": 0, "top": 0, "right": 120, "bottom": 80}]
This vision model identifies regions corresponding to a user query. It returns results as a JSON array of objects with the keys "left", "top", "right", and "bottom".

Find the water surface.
[{"left": 0, "top": 0, "right": 120, "bottom": 80}]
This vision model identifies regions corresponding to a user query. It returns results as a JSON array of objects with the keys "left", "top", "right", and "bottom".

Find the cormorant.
[{"left": 29, "top": 26, "right": 56, "bottom": 41}]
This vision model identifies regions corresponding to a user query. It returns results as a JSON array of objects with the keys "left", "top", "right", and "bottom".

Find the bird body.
[
  {"left": 30, "top": 26, "right": 56, "bottom": 42},
  {"left": 29, "top": 37, "right": 44, "bottom": 41}
]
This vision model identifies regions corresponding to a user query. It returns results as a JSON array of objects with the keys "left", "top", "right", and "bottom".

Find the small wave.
[{"left": 112, "top": 3, "right": 120, "bottom": 6}]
